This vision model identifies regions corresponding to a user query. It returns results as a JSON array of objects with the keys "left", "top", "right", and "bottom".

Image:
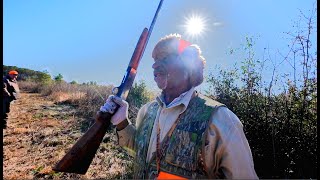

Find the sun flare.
[{"left": 183, "top": 14, "right": 207, "bottom": 37}]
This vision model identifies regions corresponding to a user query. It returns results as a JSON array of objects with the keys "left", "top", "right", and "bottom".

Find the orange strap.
[{"left": 157, "top": 171, "right": 187, "bottom": 180}]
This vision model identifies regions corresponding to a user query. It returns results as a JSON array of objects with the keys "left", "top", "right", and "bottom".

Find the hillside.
[
  {"left": 3, "top": 91, "right": 134, "bottom": 179},
  {"left": 3, "top": 65, "right": 52, "bottom": 82}
]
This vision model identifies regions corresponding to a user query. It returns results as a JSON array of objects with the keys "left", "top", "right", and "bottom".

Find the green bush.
[{"left": 206, "top": 33, "right": 317, "bottom": 178}]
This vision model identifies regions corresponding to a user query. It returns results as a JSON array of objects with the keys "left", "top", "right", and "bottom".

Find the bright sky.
[{"left": 3, "top": 0, "right": 317, "bottom": 92}]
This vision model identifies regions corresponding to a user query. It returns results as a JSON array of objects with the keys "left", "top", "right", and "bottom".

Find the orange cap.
[{"left": 9, "top": 70, "right": 19, "bottom": 75}]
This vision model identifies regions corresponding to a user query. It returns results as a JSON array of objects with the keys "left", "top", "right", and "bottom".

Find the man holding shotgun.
[{"left": 100, "top": 34, "right": 258, "bottom": 179}]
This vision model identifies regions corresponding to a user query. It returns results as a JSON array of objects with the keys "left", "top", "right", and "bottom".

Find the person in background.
[
  {"left": 100, "top": 34, "right": 258, "bottom": 179},
  {"left": 3, "top": 70, "right": 20, "bottom": 129}
]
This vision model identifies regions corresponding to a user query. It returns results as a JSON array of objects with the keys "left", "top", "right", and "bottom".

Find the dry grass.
[
  {"left": 20, "top": 81, "right": 146, "bottom": 125},
  {"left": 4, "top": 81, "right": 154, "bottom": 179},
  {"left": 19, "top": 81, "right": 44, "bottom": 93},
  {"left": 3, "top": 92, "right": 134, "bottom": 179},
  {"left": 20, "top": 81, "right": 114, "bottom": 117}
]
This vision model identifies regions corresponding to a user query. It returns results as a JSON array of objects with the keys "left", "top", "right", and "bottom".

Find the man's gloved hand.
[{"left": 100, "top": 95, "right": 129, "bottom": 125}]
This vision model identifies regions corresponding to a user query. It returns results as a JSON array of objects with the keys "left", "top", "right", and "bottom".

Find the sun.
[
  {"left": 186, "top": 16, "right": 205, "bottom": 35},
  {"left": 183, "top": 14, "right": 207, "bottom": 38}
]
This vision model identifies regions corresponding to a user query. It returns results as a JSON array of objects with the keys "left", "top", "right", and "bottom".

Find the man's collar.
[{"left": 156, "top": 87, "right": 195, "bottom": 112}]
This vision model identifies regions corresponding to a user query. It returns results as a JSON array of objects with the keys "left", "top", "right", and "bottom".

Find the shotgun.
[{"left": 52, "top": 0, "right": 164, "bottom": 174}]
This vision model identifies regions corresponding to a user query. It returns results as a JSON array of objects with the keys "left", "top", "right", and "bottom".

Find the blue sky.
[{"left": 3, "top": 0, "right": 317, "bottom": 92}]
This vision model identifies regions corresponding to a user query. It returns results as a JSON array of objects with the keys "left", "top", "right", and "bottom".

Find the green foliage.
[
  {"left": 206, "top": 66, "right": 240, "bottom": 111},
  {"left": 3, "top": 65, "right": 52, "bottom": 84},
  {"left": 124, "top": 81, "right": 154, "bottom": 122},
  {"left": 81, "top": 81, "right": 97, "bottom": 86},
  {"left": 54, "top": 73, "right": 64, "bottom": 82},
  {"left": 70, "top": 80, "right": 77, "bottom": 85},
  {"left": 37, "top": 72, "right": 52, "bottom": 85},
  {"left": 88, "top": 81, "right": 97, "bottom": 86},
  {"left": 206, "top": 33, "right": 317, "bottom": 178},
  {"left": 127, "top": 80, "right": 153, "bottom": 109}
]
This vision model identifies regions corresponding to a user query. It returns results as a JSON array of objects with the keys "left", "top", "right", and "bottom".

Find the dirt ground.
[{"left": 3, "top": 92, "right": 133, "bottom": 179}]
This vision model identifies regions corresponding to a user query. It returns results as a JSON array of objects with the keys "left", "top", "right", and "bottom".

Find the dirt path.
[{"left": 3, "top": 92, "right": 133, "bottom": 179}]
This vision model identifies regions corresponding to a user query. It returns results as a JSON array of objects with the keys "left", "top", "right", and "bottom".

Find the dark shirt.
[{"left": 3, "top": 75, "right": 20, "bottom": 100}]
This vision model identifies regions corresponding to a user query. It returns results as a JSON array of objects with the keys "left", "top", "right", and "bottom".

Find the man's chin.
[
  {"left": 154, "top": 79, "right": 167, "bottom": 90},
  {"left": 156, "top": 83, "right": 167, "bottom": 90},
  {"left": 157, "top": 85, "right": 166, "bottom": 90}
]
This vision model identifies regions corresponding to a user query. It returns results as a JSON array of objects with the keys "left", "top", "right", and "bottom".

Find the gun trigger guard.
[{"left": 112, "top": 87, "right": 119, "bottom": 95}]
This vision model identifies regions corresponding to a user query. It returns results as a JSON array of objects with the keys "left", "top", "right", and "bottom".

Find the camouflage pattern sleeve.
[{"left": 116, "top": 101, "right": 152, "bottom": 157}]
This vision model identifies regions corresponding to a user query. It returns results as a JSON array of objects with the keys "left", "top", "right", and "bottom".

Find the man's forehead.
[
  {"left": 153, "top": 55, "right": 185, "bottom": 70},
  {"left": 154, "top": 53, "right": 178, "bottom": 63}
]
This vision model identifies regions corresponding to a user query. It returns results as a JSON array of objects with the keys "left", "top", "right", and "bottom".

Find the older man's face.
[{"left": 152, "top": 54, "right": 188, "bottom": 90}]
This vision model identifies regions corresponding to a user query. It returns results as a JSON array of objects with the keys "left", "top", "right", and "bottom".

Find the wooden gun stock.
[{"left": 52, "top": 112, "right": 111, "bottom": 174}]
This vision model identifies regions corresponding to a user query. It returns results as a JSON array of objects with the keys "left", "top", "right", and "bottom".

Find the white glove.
[{"left": 100, "top": 95, "right": 129, "bottom": 125}]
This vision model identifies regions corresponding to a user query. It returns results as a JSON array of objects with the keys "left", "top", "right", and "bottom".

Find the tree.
[
  {"left": 70, "top": 80, "right": 77, "bottom": 85},
  {"left": 38, "top": 71, "right": 52, "bottom": 85},
  {"left": 54, "top": 73, "right": 64, "bottom": 82},
  {"left": 205, "top": 4, "right": 317, "bottom": 177}
]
